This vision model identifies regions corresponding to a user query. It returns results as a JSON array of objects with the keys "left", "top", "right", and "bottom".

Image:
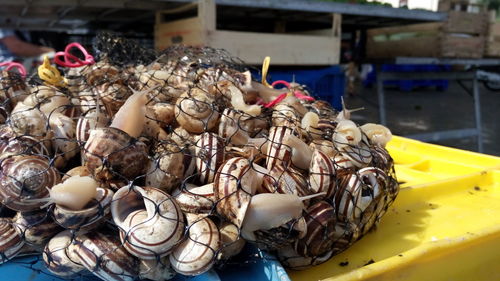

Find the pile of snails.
[{"left": 0, "top": 48, "right": 398, "bottom": 281}]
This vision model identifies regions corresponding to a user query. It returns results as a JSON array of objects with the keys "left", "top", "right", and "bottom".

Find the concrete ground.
[{"left": 344, "top": 81, "right": 500, "bottom": 157}]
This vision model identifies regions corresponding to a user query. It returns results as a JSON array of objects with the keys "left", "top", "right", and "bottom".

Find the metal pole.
[
  {"left": 472, "top": 72, "right": 484, "bottom": 153},
  {"left": 377, "top": 71, "right": 387, "bottom": 125}
]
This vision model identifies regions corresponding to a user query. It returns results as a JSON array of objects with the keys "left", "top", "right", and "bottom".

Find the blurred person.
[{"left": 0, "top": 28, "right": 54, "bottom": 62}]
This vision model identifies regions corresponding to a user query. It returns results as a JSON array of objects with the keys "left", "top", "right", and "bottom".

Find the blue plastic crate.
[
  {"left": 0, "top": 244, "right": 290, "bottom": 281},
  {"left": 252, "top": 66, "right": 345, "bottom": 110},
  {"left": 363, "top": 64, "right": 451, "bottom": 92}
]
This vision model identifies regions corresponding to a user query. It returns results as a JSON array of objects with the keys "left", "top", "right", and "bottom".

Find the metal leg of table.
[
  {"left": 376, "top": 75, "right": 387, "bottom": 125},
  {"left": 472, "top": 75, "right": 484, "bottom": 153}
]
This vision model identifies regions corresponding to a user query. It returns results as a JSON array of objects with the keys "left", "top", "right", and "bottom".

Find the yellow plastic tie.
[
  {"left": 38, "top": 55, "right": 65, "bottom": 87},
  {"left": 261, "top": 56, "right": 273, "bottom": 88}
]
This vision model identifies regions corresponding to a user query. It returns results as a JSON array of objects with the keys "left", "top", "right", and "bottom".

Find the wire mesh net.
[{"left": 0, "top": 33, "right": 399, "bottom": 281}]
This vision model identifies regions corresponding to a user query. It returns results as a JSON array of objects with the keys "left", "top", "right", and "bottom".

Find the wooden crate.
[
  {"left": 485, "top": 11, "right": 500, "bottom": 57},
  {"left": 366, "top": 11, "right": 488, "bottom": 59},
  {"left": 154, "top": 0, "right": 341, "bottom": 65}
]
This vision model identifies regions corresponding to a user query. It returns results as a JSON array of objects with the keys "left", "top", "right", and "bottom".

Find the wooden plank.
[
  {"left": 198, "top": 0, "right": 215, "bottom": 32},
  {"left": 366, "top": 36, "right": 439, "bottom": 58},
  {"left": 445, "top": 11, "right": 488, "bottom": 34},
  {"left": 366, "top": 22, "right": 442, "bottom": 37},
  {"left": 154, "top": 17, "right": 203, "bottom": 51},
  {"left": 440, "top": 35, "right": 484, "bottom": 58},
  {"left": 207, "top": 30, "right": 340, "bottom": 65}
]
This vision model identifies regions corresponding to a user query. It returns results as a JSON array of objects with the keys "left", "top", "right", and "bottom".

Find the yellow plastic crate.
[{"left": 288, "top": 136, "right": 500, "bottom": 281}]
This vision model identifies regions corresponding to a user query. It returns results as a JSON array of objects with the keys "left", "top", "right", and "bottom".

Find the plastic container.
[
  {"left": 252, "top": 66, "right": 345, "bottom": 110},
  {"left": 363, "top": 64, "right": 451, "bottom": 91},
  {"left": 4, "top": 137, "right": 500, "bottom": 281},
  {"left": 288, "top": 136, "right": 500, "bottom": 281}
]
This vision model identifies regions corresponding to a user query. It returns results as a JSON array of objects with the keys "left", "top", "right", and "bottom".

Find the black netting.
[{"left": 0, "top": 34, "right": 399, "bottom": 281}]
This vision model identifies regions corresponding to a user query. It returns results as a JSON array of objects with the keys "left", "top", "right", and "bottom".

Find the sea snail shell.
[
  {"left": 0, "top": 154, "right": 61, "bottom": 211},
  {"left": 111, "top": 185, "right": 185, "bottom": 260},
  {"left": 170, "top": 213, "right": 221, "bottom": 276}
]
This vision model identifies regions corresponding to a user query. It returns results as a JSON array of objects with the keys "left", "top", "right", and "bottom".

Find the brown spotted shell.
[
  {"left": 170, "top": 214, "right": 221, "bottom": 276},
  {"left": 146, "top": 142, "right": 185, "bottom": 193},
  {"left": 0, "top": 124, "right": 51, "bottom": 159},
  {"left": 0, "top": 155, "right": 61, "bottom": 211},
  {"left": 83, "top": 127, "right": 148, "bottom": 182}
]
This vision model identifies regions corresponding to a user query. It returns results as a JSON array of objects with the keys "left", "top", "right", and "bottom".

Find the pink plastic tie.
[
  {"left": 54, "top": 42, "right": 95, "bottom": 68},
  {"left": 264, "top": 80, "right": 315, "bottom": 108},
  {"left": 0, "top": 62, "right": 27, "bottom": 78}
]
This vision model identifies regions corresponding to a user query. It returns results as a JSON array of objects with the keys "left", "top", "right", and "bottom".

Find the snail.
[
  {"left": 0, "top": 218, "right": 25, "bottom": 264},
  {"left": 72, "top": 230, "right": 139, "bottom": 281},
  {"left": 48, "top": 112, "right": 79, "bottom": 168},
  {"left": 301, "top": 111, "right": 323, "bottom": 140},
  {"left": 170, "top": 214, "right": 221, "bottom": 276},
  {"left": 8, "top": 103, "right": 51, "bottom": 139},
  {"left": 0, "top": 154, "right": 61, "bottom": 211},
  {"left": 95, "top": 83, "right": 133, "bottom": 115},
  {"left": 43, "top": 230, "right": 85, "bottom": 278},
  {"left": 308, "top": 149, "right": 341, "bottom": 199},
  {"left": 13, "top": 210, "right": 62, "bottom": 246},
  {"left": 0, "top": 124, "right": 51, "bottom": 160},
  {"left": 172, "top": 183, "right": 215, "bottom": 214},
  {"left": 146, "top": 142, "right": 185, "bottom": 193},
  {"left": 260, "top": 163, "right": 311, "bottom": 200},
  {"left": 0, "top": 70, "right": 28, "bottom": 107},
  {"left": 75, "top": 108, "right": 110, "bottom": 143},
  {"left": 360, "top": 123, "right": 392, "bottom": 147},
  {"left": 265, "top": 126, "right": 294, "bottom": 170},
  {"left": 336, "top": 97, "right": 364, "bottom": 121},
  {"left": 174, "top": 88, "right": 220, "bottom": 134},
  {"left": 111, "top": 185, "right": 185, "bottom": 260},
  {"left": 332, "top": 120, "right": 362, "bottom": 149},
  {"left": 147, "top": 103, "right": 175, "bottom": 129},
  {"left": 83, "top": 86, "right": 153, "bottom": 182},
  {"left": 218, "top": 222, "right": 246, "bottom": 261},
  {"left": 48, "top": 176, "right": 114, "bottom": 230},
  {"left": 218, "top": 108, "right": 268, "bottom": 149},
  {"left": 24, "top": 86, "right": 71, "bottom": 116},
  {"left": 195, "top": 132, "right": 225, "bottom": 184},
  {"left": 295, "top": 201, "right": 336, "bottom": 257}
]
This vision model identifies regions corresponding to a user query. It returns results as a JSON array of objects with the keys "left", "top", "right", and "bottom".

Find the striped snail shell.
[
  {"left": 214, "top": 157, "right": 258, "bottom": 228},
  {"left": 0, "top": 124, "right": 51, "bottom": 159},
  {"left": 42, "top": 230, "right": 85, "bottom": 278},
  {"left": 265, "top": 126, "right": 293, "bottom": 170},
  {"left": 0, "top": 218, "right": 25, "bottom": 264},
  {"left": 170, "top": 214, "right": 221, "bottom": 276},
  {"left": 83, "top": 127, "right": 149, "bottom": 182},
  {"left": 340, "top": 136, "right": 373, "bottom": 168},
  {"left": 24, "top": 86, "right": 71, "bottom": 116},
  {"left": 174, "top": 88, "right": 220, "bottom": 134},
  {"left": 308, "top": 149, "right": 338, "bottom": 200},
  {"left": 83, "top": 62, "right": 121, "bottom": 86},
  {"left": 72, "top": 230, "right": 139, "bottom": 281},
  {"left": 272, "top": 103, "right": 301, "bottom": 129},
  {"left": 111, "top": 185, "right": 185, "bottom": 260},
  {"left": 195, "top": 132, "right": 225, "bottom": 184},
  {"left": 76, "top": 108, "right": 110, "bottom": 143},
  {"left": 0, "top": 155, "right": 61, "bottom": 211},
  {"left": 52, "top": 187, "right": 114, "bottom": 230},
  {"left": 295, "top": 201, "right": 336, "bottom": 257},
  {"left": 172, "top": 183, "right": 215, "bottom": 214},
  {"left": 13, "top": 210, "right": 62, "bottom": 246},
  {"left": 49, "top": 113, "right": 79, "bottom": 168},
  {"left": 333, "top": 167, "right": 388, "bottom": 232},
  {"left": 218, "top": 222, "right": 246, "bottom": 261},
  {"left": 146, "top": 142, "right": 185, "bottom": 193},
  {"left": 139, "top": 257, "right": 176, "bottom": 281},
  {"left": 277, "top": 246, "right": 334, "bottom": 270},
  {"left": 261, "top": 163, "right": 311, "bottom": 201},
  {"left": 370, "top": 144, "right": 394, "bottom": 173},
  {"left": 0, "top": 70, "right": 28, "bottom": 107}
]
